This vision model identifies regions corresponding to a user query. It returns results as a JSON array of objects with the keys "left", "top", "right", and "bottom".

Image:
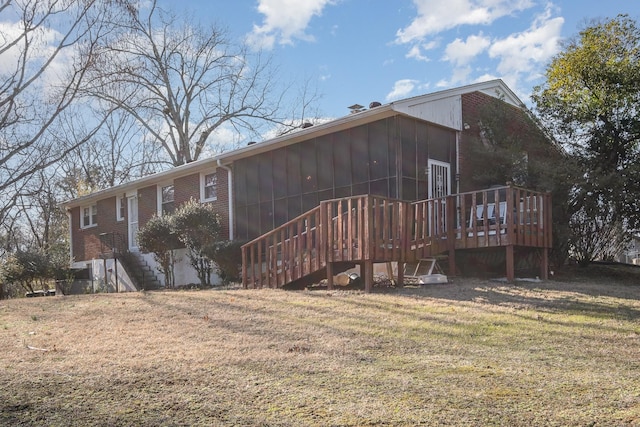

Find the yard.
[{"left": 1, "top": 265, "right": 639, "bottom": 426}]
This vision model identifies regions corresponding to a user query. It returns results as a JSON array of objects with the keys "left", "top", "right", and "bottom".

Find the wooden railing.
[
  {"left": 450, "top": 185, "right": 552, "bottom": 249},
  {"left": 242, "top": 186, "right": 552, "bottom": 289},
  {"left": 322, "top": 195, "right": 411, "bottom": 263},
  {"left": 242, "top": 205, "right": 322, "bottom": 289}
]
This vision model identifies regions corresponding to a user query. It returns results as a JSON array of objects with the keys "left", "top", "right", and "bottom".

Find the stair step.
[{"left": 118, "top": 252, "right": 163, "bottom": 290}]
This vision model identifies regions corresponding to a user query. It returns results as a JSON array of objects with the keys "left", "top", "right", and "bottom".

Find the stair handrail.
[{"left": 242, "top": 187, "right": 552, "bottom": 289}]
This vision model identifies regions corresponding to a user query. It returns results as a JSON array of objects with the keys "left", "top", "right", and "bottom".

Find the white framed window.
[
  {"left": 201, "top": 171, "right": 218, "bottom": 202},
  {"left": 116, "top": 195, "right": 126, "bottom": 221},
  {"left": 158, "top": 184, "right": 175, "bottom": 215},
  {"left": 81, "top": 204, "right": 97, "bottom": 228}
]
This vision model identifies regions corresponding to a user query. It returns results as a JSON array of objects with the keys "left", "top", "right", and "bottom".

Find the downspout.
[
  {"left": 455, "top": 131, "right": 461, "bottom": 195},
  {"left": 217, "top": 159, "right": 234, "bottom": 240},
  {"left": 66, "top": 209, "right": 73, "bottom": 265},
  {"left": 455, "top": 130, "right": 461, "bottom": 230}
]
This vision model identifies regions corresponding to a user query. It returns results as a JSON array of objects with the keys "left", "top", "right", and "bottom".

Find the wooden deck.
[{"left": 241, "top": 185, "right": 552, "bottom": 291}]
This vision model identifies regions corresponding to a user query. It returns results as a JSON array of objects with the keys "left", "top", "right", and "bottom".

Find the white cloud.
[
  {"left": 435, "top": 65, "right": 474, "bottom": 88},
  {"left": 386, "top": 79, "right": 419, "bottom": 101},
  {"left": 443, "top": 33, "right": 491, "bottom": 66},
  {"left": 405, "top": 40, "right": 439, "bottom": 62},
  {"left": 417, "top": 4, "right": 563, "bottom": 103},
  {"left": 396, "top": 0, "right": 534, "bottom": 44},
  {"left": 0, "top": 20, "right": 61, "bottom": 74},
  {"left": 488, "top": 8, "right": 563, "bottom": 80},
  {"left": 247, "top": 0, "right": 335, "bottom": 49},
  {"left": 406, "top": 45, "right": 429, "bottom": 61},
  {"left": 0, "top": 19, "right": 75, "bottom": 101}
]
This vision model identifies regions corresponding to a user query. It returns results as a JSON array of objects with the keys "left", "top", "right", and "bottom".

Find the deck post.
[
  {"left": 506, "top": 245, "right": 515, "bottom": 282},
  {"left": 363, "top": 260, "right": 374, "bottom": 293},
  {"left": 326, "top": 262, "right": 333, "bottom": 290},
  {"left": 448, "top": 252, "right": 456, "bottom": 278},
  {"left": 396, "top": 262, "right": 404, "bottom": 287},
  {"left": 540, "top": 247, "right": 549, "bottom": 280},
  {"left": 241, "top": 246, "right": 248, "bottom": 289},
  {"left": 446, "top": 196, "right": 456, "bottom": 276}
]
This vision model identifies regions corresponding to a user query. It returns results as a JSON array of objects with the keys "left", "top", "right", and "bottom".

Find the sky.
[{"left": 157, "top": 0, "right": 640, "bottom": 119}]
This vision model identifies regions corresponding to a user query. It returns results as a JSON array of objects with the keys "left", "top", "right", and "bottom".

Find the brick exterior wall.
[
  {"left": 174, "top": 173, "right": 199, "bottom": 205},
  {"left": 70, "top": 196, "right": 129, "bottom": 263},
  {"left": 459, "top": 91, "right": 553, "bottom": 193},
  {"left": 70, "top": 167, "right": 230, "bottom": 262},
  {"left": 137, "top": 185, "right": 158, "bottom": 230},
  {"left": 174, "top": 169, "right": 230, "bottom": 239},
  {"left": 212, "top": 169, "right": 230, "bottom": 240}
]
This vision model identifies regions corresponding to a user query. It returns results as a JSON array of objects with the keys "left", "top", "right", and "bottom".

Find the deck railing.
[
  {"left": 451, "top": 185, "right": 552, "bottom": 249},
  {"left": 322, "top": 195, "right": 410, "bottom": 263},
  {"left": 242, "top": 205, "right": 322, "bottom": 288},
  {"left": 242, "top": 185, "right": 552, "bottom": 288}
]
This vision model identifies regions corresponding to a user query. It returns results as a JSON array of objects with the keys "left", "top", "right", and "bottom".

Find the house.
[
  {"left": 61, "top": 79, "right": 555, "bottom": 292},
  {"left": 61, "top": 159, "right": 231, "bottom": 291}
]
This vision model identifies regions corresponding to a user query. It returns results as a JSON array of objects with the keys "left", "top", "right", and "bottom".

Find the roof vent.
[
  {"left": 301, "top": 122, "right": 313, "bottom": 129},
  {"left": 369, "top": 101, "right": 382, "bottom": 108},
  {"left": 247, "top": 141, "right": 257, "bottom": 146},
  {"left": 348, "top": 103, "right": 365, "bottom": 114}
]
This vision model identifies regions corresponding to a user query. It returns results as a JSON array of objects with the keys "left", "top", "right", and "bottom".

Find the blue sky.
[{"left": 158, "top": 0, "right": 639, "bottom": 119}]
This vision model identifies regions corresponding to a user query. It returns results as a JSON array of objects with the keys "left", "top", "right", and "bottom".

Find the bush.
[
  {"left": 173, "top": 200, "right": 222, "bottom": 287},
  {"left": 1, "top": 250, "right": 56, "bottom": 296},
  {"left": 137, "top": 214, "right": 181, "bottom": 288},
  {"left": 209, "top": 240, "right": 244, "bottom": 285}
]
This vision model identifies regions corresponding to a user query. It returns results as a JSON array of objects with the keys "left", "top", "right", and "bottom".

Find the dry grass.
[{"left": 1, "top": 268, "right": 640, "bottom": 426}]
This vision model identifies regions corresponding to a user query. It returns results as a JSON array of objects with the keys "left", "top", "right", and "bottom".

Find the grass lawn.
[{"left": 1, "top": 266, "right": 639, "bottom": 426}]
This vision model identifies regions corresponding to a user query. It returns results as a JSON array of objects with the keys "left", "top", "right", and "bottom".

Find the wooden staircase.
[{"left": 242, "top": 185, "right": 552, "bottom": 291}]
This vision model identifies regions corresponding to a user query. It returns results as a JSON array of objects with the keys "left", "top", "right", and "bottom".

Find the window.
[
  {"left": 81, "top": 204, "right": 97, "bottom": 228},
  {"left": 201, "top": 172, "right": 218, "bottom": 202},
  {"left": 116, "top": 195, "right": 126, "bottom": 221},
  {"left": 160, "top": 184, "right": 175, "bottom": 215}
]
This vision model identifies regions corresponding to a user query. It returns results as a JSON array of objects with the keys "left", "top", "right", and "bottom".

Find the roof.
[
  {"left": 217, "top": 79, "right": 523, "bottom": 163},
  {"left": 61, "top": 79, "right": 522, "bottom": 208},
  {"left": 61, "top": 156, "right": 222, "bottom": 209}
]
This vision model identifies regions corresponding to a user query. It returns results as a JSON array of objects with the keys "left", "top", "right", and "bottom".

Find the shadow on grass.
[{"left": 377, "top": 275, "right": 640, "bottom": 322}]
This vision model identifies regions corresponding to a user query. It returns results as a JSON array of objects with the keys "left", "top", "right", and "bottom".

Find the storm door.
[
  {"left": 427, "top": 160, "right": 451, "bottom": 235},
  {"left": 127, "top": 195, "right": 139, "bottom": 250}
]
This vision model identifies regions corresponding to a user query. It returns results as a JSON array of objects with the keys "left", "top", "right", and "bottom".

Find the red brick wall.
[
  {"left": 214, "top": 168, "right": 230, "bottom": 240},
  {"left": 459, "top": 91, "right": 552, "bottom": 192},
  {"left": 138, "top": 185, "right": 158, "bottom": 228},
  {"left": 174, "top": 173, "right": 199, "bottom": 205},
  {"left": 70, "top": 167, "right": 231, "bottom": 263},
  {"left": 174, "top": 170, "right": 230, "bottom": 239},
  {"left": 70, "top": 196, "right": 129, "bottom": 262}
]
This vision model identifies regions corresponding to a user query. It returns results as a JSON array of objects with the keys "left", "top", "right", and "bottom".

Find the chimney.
[{"left": 348, "top": 104, "right": 365, "bottom": 114}]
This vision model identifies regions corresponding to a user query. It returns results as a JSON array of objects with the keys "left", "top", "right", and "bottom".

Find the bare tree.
[
  {"left": 57, "top": 105, "right": 163, "bottom": 199},
  {"left": 14, "top": 169, "right": 64, "bottom": 250},
  {"left": 0, "top": 0, "right": 133, "bottom": 223},
  {"left": 86, "top": 0, "right": 313, "bottom": 167}
]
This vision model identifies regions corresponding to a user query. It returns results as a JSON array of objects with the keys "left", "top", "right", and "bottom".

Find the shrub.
[
  {"left": 137, "top": 214, "right": 181, "bottom": 288},
  {"left": 1, "top": 250, "right": 54, "bottom": 296},
  {"left": 209, "top": 240, "right": 244, "bottom": 285},
  {"left": 172, "top": 200, "right": 222, "bottom": 287}
]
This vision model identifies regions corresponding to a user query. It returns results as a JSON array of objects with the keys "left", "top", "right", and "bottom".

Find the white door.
[
  {"left": 128, "top": 195, "right": 139, "bottom": 250},
  {"left": 427, "top": 159, "right": 451, "bottom": 199},
  {"left": 427, "top": 160, "right": 451, "bottom": 235}
]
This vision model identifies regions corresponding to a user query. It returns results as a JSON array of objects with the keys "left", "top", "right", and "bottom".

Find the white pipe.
[
  {"left": 455, "top": 131, "right": 460, "bottom": 195},
  {"left": 217, "top": 159, "right": 234, "bottom": 240},
  {"left": 66, "top": 209, "right": 73, "bottom": 265}
]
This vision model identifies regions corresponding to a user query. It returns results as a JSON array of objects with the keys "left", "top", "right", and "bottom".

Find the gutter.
[{"left": 217, "top": 159, "right": 234, "bottom": 240}]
